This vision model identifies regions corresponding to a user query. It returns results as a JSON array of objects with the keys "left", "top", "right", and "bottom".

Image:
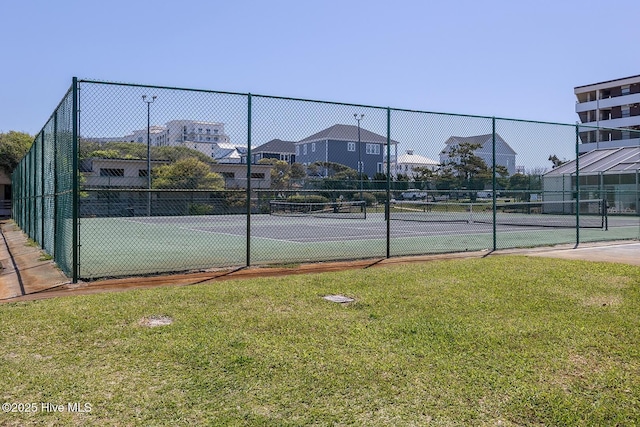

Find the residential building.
[
  {"left": 80, "top": 158, "right": 271, "bottom": 217},
  {"left": 120, "top": 119, "right": 243, "bottom": 162},
  {"left": 295, "top": 124, "right": 398, "bottom": 177},
  {"left": 392, "top": 149, "right": 439, "bottom": 178},
  {"left": 81, "top": 158, "right": 270, "bottom": 190},
  {"left": 575, "top": 75, "right": 640, "bottom": 153},
  {"left": 439, "top": 133, "right": 517, "bottom": 176},
  {"left": 0, "top": 171, "right": 11, "bottom": 217},
  {"left": 248, "top": 139, "right": 296, "bottom": 164}
]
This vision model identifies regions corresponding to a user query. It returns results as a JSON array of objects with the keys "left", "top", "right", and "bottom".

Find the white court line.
[{"left": 176, "top": 226, "right": 305, "bottom": 244}]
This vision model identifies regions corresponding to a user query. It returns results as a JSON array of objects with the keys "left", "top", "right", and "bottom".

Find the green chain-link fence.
[{"left": 11, "top": 79, "right": 640, "bottom": 281}]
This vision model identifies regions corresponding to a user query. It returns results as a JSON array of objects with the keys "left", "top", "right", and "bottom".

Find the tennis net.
[
  {"left": 390, "top": 199, "right": 607, "bottom": 229},
  {"left": 269, "top": 200, "right": 367, "bottom": 219}
]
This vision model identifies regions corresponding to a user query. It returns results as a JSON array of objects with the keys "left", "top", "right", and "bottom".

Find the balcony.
[{"left": 576, "top": 92, "right": 640, "bottom": 113}]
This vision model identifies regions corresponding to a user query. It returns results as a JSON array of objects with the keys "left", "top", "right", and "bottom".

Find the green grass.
[{"left": 1, "top": 256, "right": 639, "bottom": 426}]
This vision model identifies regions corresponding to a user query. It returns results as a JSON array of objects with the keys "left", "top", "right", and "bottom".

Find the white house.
[{"left": 391, "top": 149, "right": 439, "bottom": 178}]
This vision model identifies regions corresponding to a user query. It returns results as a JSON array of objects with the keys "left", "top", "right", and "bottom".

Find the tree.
[
  {"left": 440, "top": 142, "right": 489, "bottom": 197},
  {"left": 290, "top": 163, "right": 306, "bottom": 180},
  {"left": 258, "top": 158, "right": 291, "bottom": 189},
  {"left": 0, "top": 131, "right": 33, "bottom": 174},
  {"left": 412, "top": 166, "right": 436, "bottom": 190},
  {"left": 80, "top": 141, "right": 214, "bottom": 164},
  {"left": 152, "top": 158, "right": 224, "bottom": 189}
]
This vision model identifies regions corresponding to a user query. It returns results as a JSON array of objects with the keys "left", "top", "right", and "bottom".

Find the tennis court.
[{"left": 77, "top": 209, "right": 637, "bottom": 279}]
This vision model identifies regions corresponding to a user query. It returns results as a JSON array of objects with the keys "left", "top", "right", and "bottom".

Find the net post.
[{"left": 246, "top": 93, "right": 252, "bottom": 267}]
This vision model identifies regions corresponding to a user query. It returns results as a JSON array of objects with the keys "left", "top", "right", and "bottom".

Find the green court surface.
[{"left": 76, "top": 213, "right": 639, "bottom": 279}]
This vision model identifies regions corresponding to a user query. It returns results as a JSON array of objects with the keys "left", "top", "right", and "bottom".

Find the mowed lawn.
[{"left": 1, "top": 256, "right": 639, "bottom": 426}]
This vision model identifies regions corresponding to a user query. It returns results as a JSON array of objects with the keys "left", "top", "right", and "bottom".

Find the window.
[
  {"left": 206, "top": 129, "right": 211, "bottom": 134},
  {"left": 347, "top": 142, "right": 356, "bottom": 151},
  {"left": 251, "top": 173, "right": 265, "bottom": 179},
  {"left": 303, "top": 144, "right": 307, "bottom": 155},
  {"left": 622, "top": 85, "right": 630, "bottom": 95},
  {"left": 138, "top": 169, "right": 148, "bottom": 177},
  {"left": 377, "top": 162, "right": 383, "bottom": 173},
  {"left": 366, "top": 143, "right": 380, "bottom": 155},
  {"left": 622, "top": 106, "right": 630, "bottom": 118},
  {"left": 198, "top": 128, "right": 203, "bottom": 133},
  {"left": 100, "top": 168, "right": 124, "bottom": 177},
  {"left": 311, "top": 142, "right": 316, "bottom": 152},
  {"left": 296, "top": 145, "right": 300, "bottom": 156},
  {"left": 221, "top": 172, "right": 235, "bottom": 178}
]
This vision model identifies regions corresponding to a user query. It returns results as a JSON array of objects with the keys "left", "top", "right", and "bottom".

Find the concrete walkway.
[
  {"left": 1, "top": 218, "right": 638, "bottom": 303},
  {"left": 0, "top": 220, "right": 69, "bottom": 301}
]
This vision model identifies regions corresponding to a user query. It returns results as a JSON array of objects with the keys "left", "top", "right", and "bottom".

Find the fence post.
[
  {"left": 246, "top": 93, "right": 252, "bottom": 267},
  {"left": 492, "top": 117, "right": 497, "bottom": 251},
  {"left": 53, "top": 111, "right": 58, "bottom": 257},
  {"left": 40, "top": 132, "right": 45, "bottom": 246},
  {"left": 575, "top": 124, "right": 580, "bottom": 247},
  {"left": 72, "top": 77, "right": 79, "bottom": 283},
  {"left": 386, "top": 107, "right": 391, "bottom": 258}
]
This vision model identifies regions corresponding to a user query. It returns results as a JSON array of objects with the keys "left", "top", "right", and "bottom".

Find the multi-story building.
[
  {"left": 121, "top": 119, "right": 244, "bottom": 162},
  {"left": 439, "top": 133, "right": 517, "bottom": 176},
  {"left": 295, "top": 124, "right": 398, "bottom": 177},
  {"left": 575, "top": 75, "right": 640, "bottom": 153},
  {"left": 248, "top": 139, "right": 296, "bottom": 164}
]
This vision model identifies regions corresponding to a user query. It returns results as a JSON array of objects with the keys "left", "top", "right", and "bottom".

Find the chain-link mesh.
[{"left": 9, "top": 79, "right": 640, "bottom": 281}]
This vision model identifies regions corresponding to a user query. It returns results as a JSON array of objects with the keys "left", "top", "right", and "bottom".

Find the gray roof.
[
  {"left": 253, "top": 139, "right": 295, "bottom": 154},
  {"left": 298, "top": 124, "right": 399, "bottom": 145},
  {"left": 442, "top": 133, "right": 516, "bottom": 155},
  {"left": 544, "top": 146, "right": 640, "bottom": 176}
]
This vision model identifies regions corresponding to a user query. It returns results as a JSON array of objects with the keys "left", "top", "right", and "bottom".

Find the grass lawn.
[{"left": 1, "top": 256, "right": 639, "bottom": 426}]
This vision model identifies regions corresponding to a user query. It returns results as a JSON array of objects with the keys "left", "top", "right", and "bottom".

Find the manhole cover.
[
  {"left": 139, "top": 315, "right": 173, "bottom": 327},
  {"left": 323, "top": 295, "right": 355, "bottom": 304}
]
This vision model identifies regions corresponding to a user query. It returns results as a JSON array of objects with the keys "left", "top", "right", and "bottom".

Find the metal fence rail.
[{"left": 11, "top": 78, "right": 640, "bottom": 281}]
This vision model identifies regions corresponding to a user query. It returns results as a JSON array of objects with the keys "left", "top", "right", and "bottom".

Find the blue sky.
[{"left": 2, "top": 0, "right": 639, "bottom": 137}]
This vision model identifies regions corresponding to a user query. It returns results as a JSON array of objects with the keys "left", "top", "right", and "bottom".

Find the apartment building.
[
  {"left": 120, "top": 119, "right": 246, "bottom": 162},
  {"left": 575, "top": 75, "right": 640, "bottom": 153}
]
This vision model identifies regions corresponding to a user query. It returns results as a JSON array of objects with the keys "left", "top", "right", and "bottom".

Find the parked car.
[{"left": 400, "top": 191, "right": 429, "bottom": 200}]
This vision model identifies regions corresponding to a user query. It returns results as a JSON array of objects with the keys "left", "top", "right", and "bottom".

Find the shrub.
[
  {"left": 188, "top": 203, "right": 214, "bottom": 215},
  {"left": 286, "top": 194, "right": 329, "bottom": 204}
]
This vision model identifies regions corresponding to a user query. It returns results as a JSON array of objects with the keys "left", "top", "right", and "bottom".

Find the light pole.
[
  {"left": 354, "top": 113, "right": 364, "bottom": 200},
  {"left": 142, "top": 95, "right": 156, "bottom": 216}
]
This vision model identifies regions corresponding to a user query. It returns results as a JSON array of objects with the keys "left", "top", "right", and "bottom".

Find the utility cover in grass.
[
  {"left": 139, "top": 315, "right": 173, "bottom": 327},
  {"left": 323, "top": 295, "right": 355, "bottom": 303}
]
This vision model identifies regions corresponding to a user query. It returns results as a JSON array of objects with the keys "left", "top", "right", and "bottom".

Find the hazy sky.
[{"left": 1, "top": 0, "right": 639, "bottom": 136}]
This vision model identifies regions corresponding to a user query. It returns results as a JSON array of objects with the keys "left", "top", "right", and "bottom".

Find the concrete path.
[
  {"left": 0, "top": 220, "right": 69, "bottom": 301},
  {"left": 525, "top": 241, "right": 640, "bottom": 266}
]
